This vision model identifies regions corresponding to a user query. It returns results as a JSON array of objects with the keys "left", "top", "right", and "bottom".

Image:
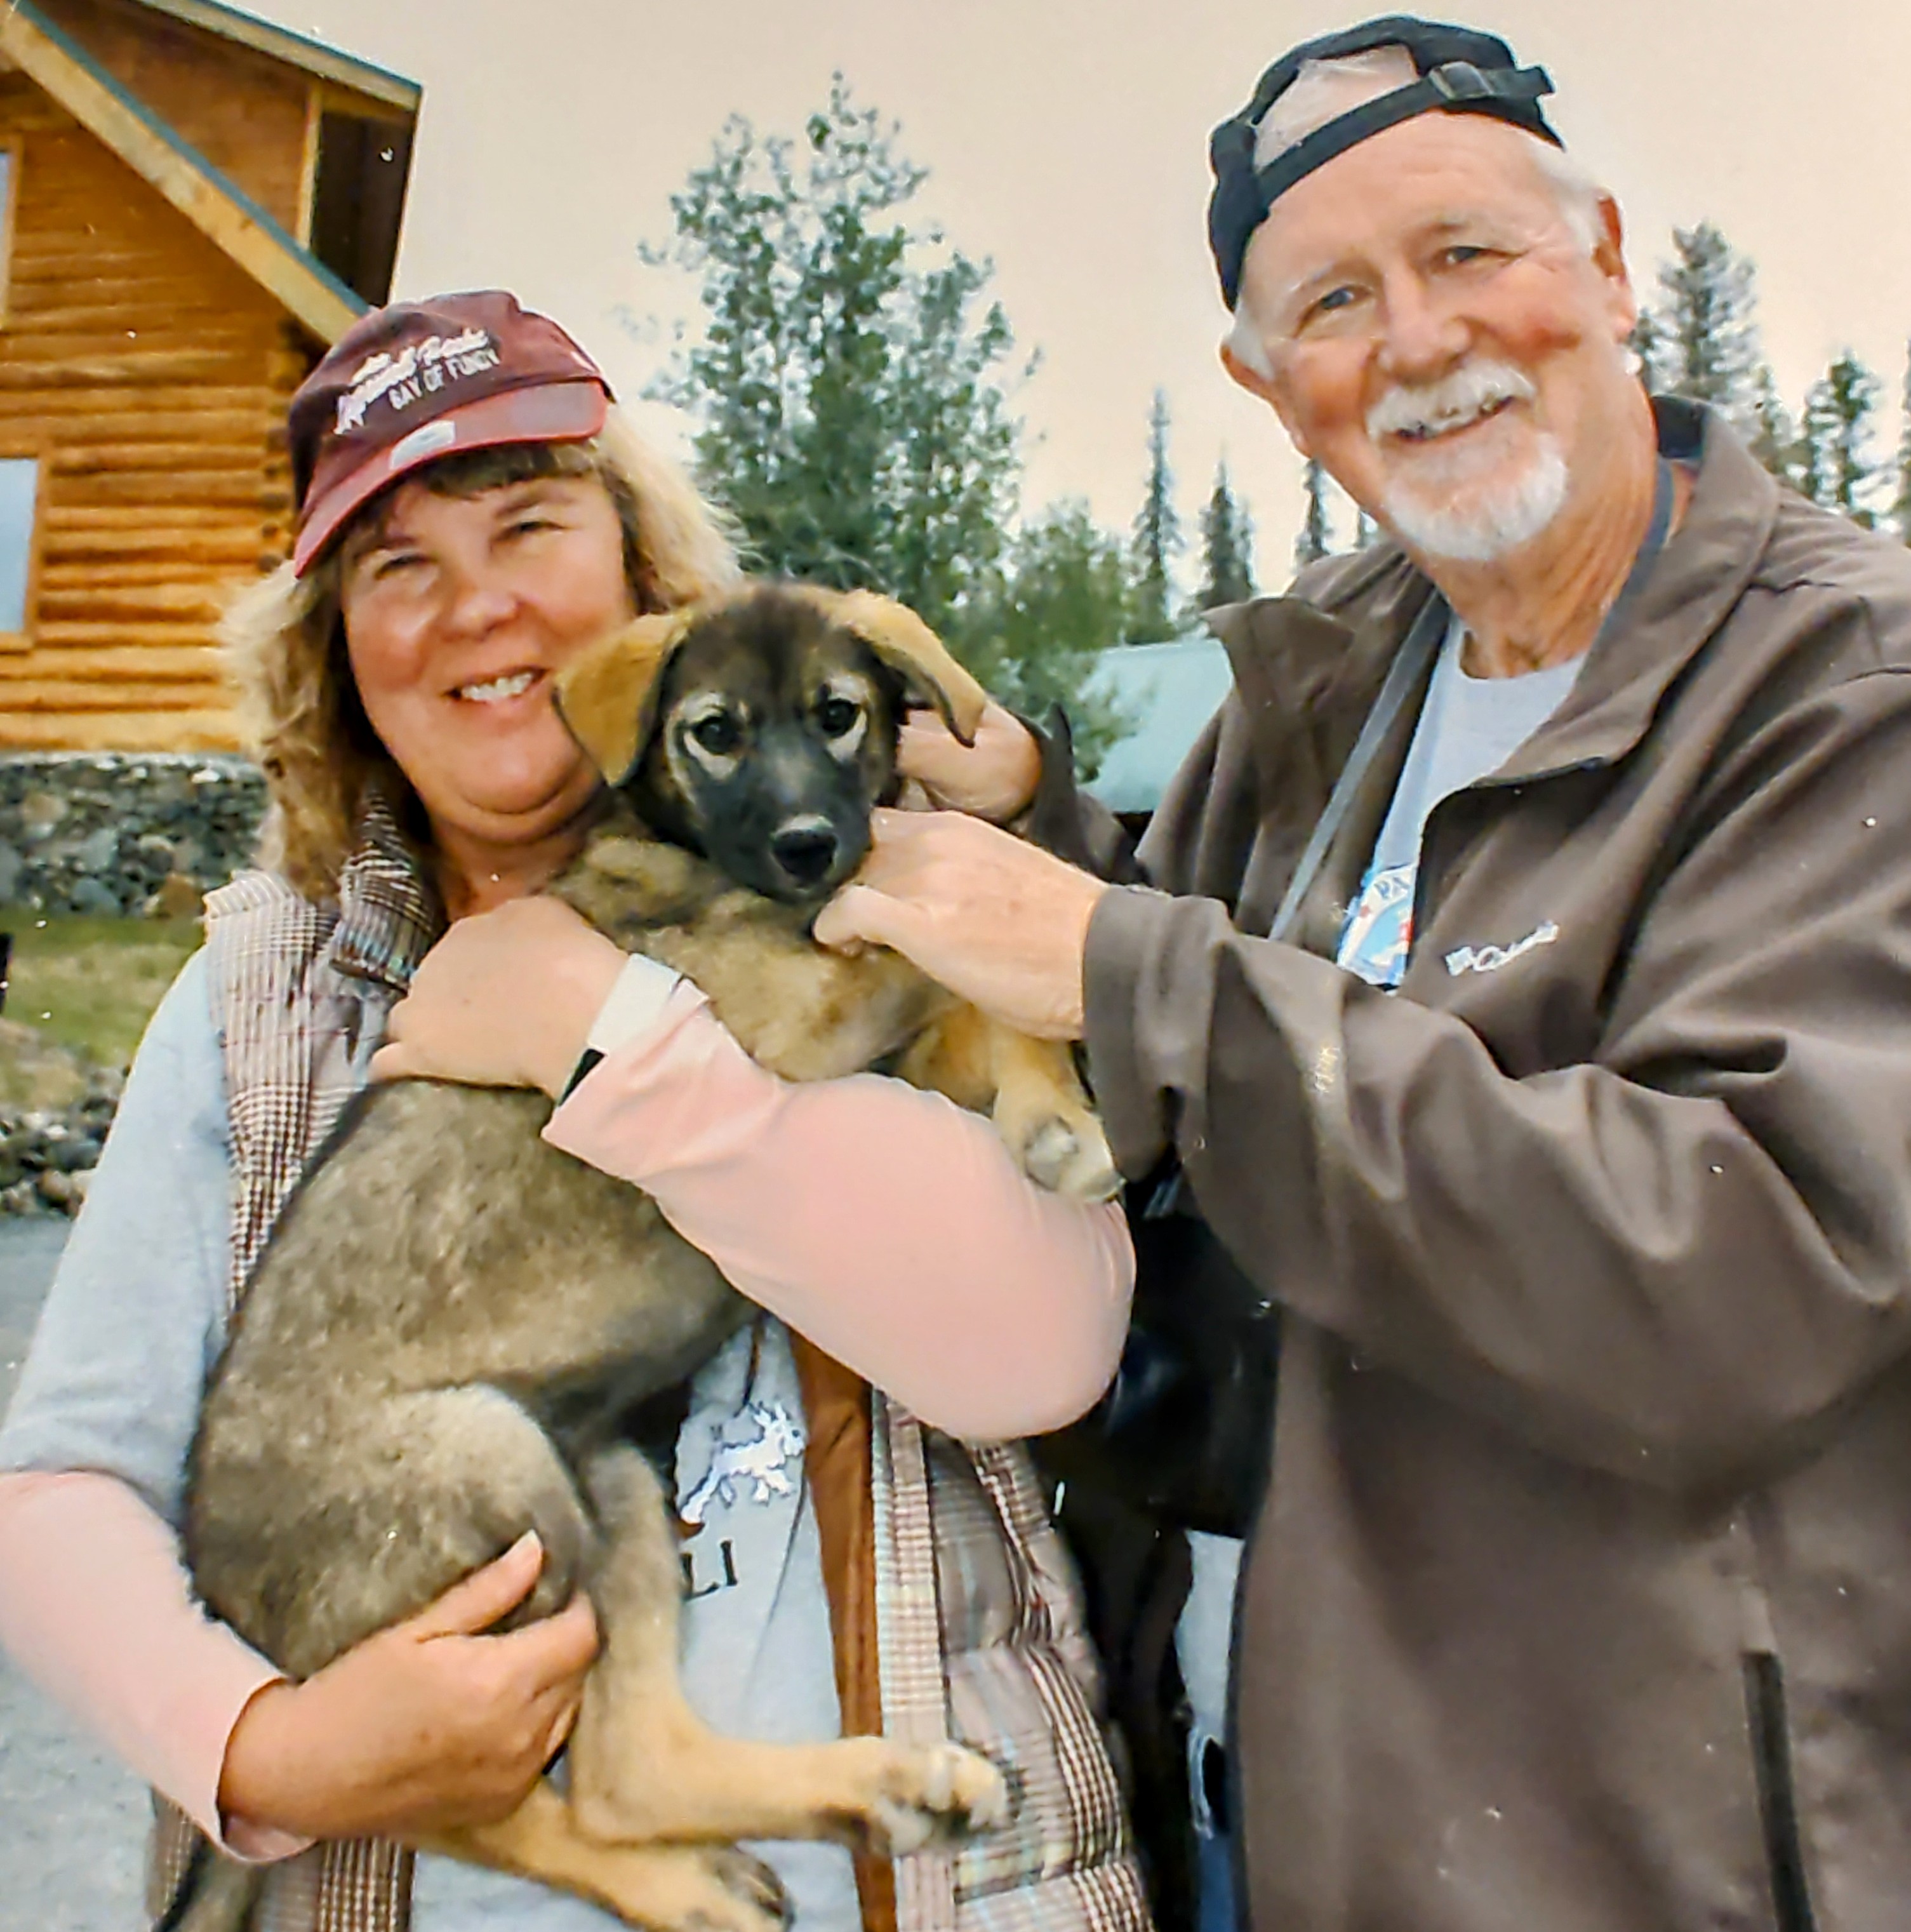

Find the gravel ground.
[{"left": 0, "top": 1218, "right": 149, "bottom": 1931}]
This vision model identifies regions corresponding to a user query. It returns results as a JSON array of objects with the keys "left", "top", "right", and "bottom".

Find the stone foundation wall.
[{"left": 0, "top": 752, "right": 267, "bottom": 917}]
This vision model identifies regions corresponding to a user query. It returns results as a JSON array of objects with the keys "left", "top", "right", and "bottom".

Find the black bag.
[{"left": 1039, "top": 1168, "right": 1279, "bottom": 1537}]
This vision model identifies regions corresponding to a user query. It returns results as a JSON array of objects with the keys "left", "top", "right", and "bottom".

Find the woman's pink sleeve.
[
  {"left": 544, "top": 985, "right": 1133, "bottom": 1441},
  {"left": 0, "top": 1468, "right": 309, "bottom": 1862}
]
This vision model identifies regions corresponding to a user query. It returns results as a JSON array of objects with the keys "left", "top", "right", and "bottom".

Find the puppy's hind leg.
[
  {"left": 419, "top": 1783, "right": 790, "bottom": 1932},
  {"left": 566, "top": 1447, "right": 1008, "bottom": 1860}
]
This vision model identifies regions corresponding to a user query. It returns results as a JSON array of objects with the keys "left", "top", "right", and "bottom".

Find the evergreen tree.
[
  {"left": 646, "top": 78, "right": 1022, "bottom": 644},
  {"left": 1646, "top": 222, "right": 1764, "bottom": 429},
  {"left": 1127, "top": 388, "right": 1183, "bottom": 641},
  {"left": 1800, "top": 351, "right": 1882, "bottom": 526},
  {"left": 968, "top": 501, "right": 1133, "bottom": 774},
  {"left": 1896, "top": 340, "right": 1911, "bottom": 544},
  {"left": 1749, "top": 363, "right": 1798, "bottom": 488},
  {"left": 1630, "top": 309, "right": 1668, "bottom": 396},
  {"left": 1797, "top": 378, "right": 1837, "bottom": 509},
  {"left": 1295, "top": 457, "right": 1333, "bottom": 567},
  {"left": 1195, "top": 458, "right": 1255, "bottom": 610}
]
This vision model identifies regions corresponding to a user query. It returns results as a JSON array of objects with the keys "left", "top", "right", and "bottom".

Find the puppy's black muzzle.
[{"left": 770, "top": 822, "right": 841, "bottom": 891}]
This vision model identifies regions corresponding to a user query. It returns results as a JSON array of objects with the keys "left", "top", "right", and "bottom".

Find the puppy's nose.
[{"left": 771, "top": 820, "right": 839, "bottom": 888}]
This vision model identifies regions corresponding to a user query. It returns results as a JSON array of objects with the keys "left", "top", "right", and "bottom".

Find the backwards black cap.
[{"left": 1208, "top": 15, "right": 1561, "bottom": 310}]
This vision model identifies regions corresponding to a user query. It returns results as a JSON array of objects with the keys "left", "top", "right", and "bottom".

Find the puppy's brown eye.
[
  {"left": 817, "top": 696, "right": 860, "bottom": 738},
  {"left": 691, "top": 714, "right": 740, "bottom": 756}
]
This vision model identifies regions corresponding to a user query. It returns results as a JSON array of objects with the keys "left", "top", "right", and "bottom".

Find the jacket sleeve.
[{"left": 1084, "top": 665, "right": 1911, "bottom": 1495}]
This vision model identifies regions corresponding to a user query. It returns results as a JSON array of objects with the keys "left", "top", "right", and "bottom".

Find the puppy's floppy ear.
[
  {"left": 796, "top": 587, "right": 988, "bottom": 747},
  {"left": 554, "top": 611, "right": 698, "bottom": 784}
]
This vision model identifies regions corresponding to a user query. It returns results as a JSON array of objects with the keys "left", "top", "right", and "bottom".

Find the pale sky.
[{"left": 256, "top": 0, "right": 1911, "bottom": 580}]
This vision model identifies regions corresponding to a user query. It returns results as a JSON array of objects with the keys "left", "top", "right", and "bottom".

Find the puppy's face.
[{"left": 626, "top": 596, "right": 903, "bottom": 906}]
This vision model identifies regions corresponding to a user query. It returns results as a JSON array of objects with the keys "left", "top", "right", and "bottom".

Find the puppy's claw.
[
  {"left": 1022, "top": 1117, "right": 1122, "bottom": 1203},
  {"left": 865, "top": 1743, "right": 1011, "bottom": 1855},
  {"left": 682, "top": 1848, "right": 790, "bottom": 1932}
]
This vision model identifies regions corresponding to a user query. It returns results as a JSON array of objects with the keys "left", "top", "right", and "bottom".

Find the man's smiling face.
[{"left": 1228, "top": 112, "right": 1641, "bottom": 565}]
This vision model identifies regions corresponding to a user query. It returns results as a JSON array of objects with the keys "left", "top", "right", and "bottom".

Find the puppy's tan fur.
[{"left": 173, "top": 587, "right": 1112, "bottom": 1932}]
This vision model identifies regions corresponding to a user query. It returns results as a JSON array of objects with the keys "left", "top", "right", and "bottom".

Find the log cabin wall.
[{"left": 0, "top": 69, "right": 316, "bottom": 752}]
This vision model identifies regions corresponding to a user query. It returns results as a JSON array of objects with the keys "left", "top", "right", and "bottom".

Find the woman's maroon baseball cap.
[{"left": 289, "top": 290, "right": 613, "bottom": 576}]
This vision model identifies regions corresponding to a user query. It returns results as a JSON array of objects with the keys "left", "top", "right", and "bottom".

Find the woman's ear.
[
  {"left": 796, "top": 587, "right": 988, "bottom": 746},
  {"left": 554, "top": 610, "right": 698, "bottom": 783}
]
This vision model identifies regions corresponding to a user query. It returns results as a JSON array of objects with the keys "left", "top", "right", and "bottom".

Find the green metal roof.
[{"left": 1086, "top": 632, "right": 1235, "bottom": 815}]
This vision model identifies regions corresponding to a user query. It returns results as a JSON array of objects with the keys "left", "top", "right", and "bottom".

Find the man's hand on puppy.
[
  {"left": 371, "top": 897, "right": 625, "bottom": 1098},
  {"left": 898, "top": 699, "right": 1042, "bottom": 822},
  {"left": 815, "top": 809, "right": 1106, "bottom": 1041},
  {"left": 219, "top": 1533, "right": 599, "bottom": 1841}
]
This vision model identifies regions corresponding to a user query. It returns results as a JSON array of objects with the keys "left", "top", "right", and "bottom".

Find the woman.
[{"left": 0, "top": 293, "right": 1148, "bottom": 1932}]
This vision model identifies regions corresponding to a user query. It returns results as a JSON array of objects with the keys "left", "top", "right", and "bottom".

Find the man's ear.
[
  {"left": 1220, "top": 338, "right": 1312, "bottom": 456},
  {"left": 553, "top": 610, "right": 698, "bottom": 784},
  {"left": 793, "top": 587, "right": 988, "bottom": 746},
  {"left": 1590, "top": 194, "right": 1639, "bottom": 346}
]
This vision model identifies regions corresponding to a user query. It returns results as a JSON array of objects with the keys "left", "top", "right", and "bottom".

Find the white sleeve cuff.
[{"left": 585, "top": 953, "right": 684, "bottom": 1056}]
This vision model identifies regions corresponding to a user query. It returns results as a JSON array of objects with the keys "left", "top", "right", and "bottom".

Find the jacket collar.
[
  {"left": 1207, "top": 399, "right": 1780, "bottom": 805},
  {"left": 330, "top": 792, "right": 443, "bottom": 996},
  {"left": 1500, "top": 398, "right": 1780, "bottom": 781}
]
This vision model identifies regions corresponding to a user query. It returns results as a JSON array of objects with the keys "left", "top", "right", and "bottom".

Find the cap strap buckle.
[
  {"left": 1428, "top": 60, "right": 1554, "bottom": 108},
  {"left": 1428, "top": 60, "right": 1493, "bottom": 103}
]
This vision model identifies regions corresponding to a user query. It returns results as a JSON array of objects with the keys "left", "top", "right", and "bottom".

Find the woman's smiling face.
[{"left": 338, "top": 469, "right": 635, "bottom": 876}]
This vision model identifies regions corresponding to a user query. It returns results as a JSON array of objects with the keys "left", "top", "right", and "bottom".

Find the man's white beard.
[{"left": 1367, "top": 360, "right": 1571, "bottom": 564}]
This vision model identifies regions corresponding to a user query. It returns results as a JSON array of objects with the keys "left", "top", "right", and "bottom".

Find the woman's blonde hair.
[{"left": 222, "top": 408, "right": 738, "bottom": 900}]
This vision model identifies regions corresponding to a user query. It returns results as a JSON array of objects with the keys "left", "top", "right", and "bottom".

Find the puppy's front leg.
[
  {"left": 900, "top": 1007, "right": 1121, "bottom": 1202},
  {"left": 564, "top": 1449, "right": 1006, "bottom": 1859}
]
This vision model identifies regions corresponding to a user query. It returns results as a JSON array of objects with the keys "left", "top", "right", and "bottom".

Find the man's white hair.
[{"left": 1226, "top": 47, "right": 1608, "bottom": 377}]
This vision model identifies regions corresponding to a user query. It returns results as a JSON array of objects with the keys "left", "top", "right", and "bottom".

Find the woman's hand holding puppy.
[
  {"left": 371, "top": 897, "right": 625, "bottom": 1097},
  {"left": 218, "top": 1533, "right": 598, "bottom": 1842}
]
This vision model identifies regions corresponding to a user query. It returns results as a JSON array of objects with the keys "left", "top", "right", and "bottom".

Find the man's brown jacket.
[{"left": 1081, "top": 401, "right": 1911, "bottom": 1932}]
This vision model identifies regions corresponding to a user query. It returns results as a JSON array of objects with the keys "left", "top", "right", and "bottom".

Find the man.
[{"left": 817, "top": 17, "right": 1911, "bottom": 1932}]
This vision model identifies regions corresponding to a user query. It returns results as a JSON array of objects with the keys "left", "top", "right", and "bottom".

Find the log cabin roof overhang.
[
  {"left": 124, "top": 0, "right": 419, "bottom": 116},
  {"left": 0, "top": 0, "right": 378, "bottom": 345}
]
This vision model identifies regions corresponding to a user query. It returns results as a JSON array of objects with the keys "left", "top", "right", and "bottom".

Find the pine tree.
[
  {"left": 1800, "top": 352, "right": 1882, "bottom": 527},
  {"left": 1630, "top": 309, "right": 1668, "bottom": 396},
  {"left": 1195, "top": 458, "right": 1255, "bottom": 610},
  {"left": 1127, "top": 389, "right": 1183, "bottom": 642},
  {"left": 1650, "top": 223, "right": 1765, "bottom": 429},
  {"left": 966, "top": 500, "right": 1135, "bottom": 775},
  {"left": 1797, "top": 378, "right": 1837, "bottom": 509},
  {"left": 1896, "top": 340, "right": 1911, "bottom": 544},
  {"left": 646, "top": 78, "right": 1023, "bottom": 643},
  {"left": 1748, "top": 363, "right": 1797, "bottom": 488},
  {"left": 1294, "top": 457, "right": 1333, "bottom": 567}
]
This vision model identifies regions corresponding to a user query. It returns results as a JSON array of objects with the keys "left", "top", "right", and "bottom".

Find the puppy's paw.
[
  {"left": 865, "top": 1743, "right": 1011, "bottom": 1856},
  {"left": 685, "top": 1848, "right": 792, "bottom": 1932},
  {"left": 1022, "top": 1115, "right": 1122, "bottom": 1203},
  {"left": 618, "top": 1844, "right": 789, "bottom": 1932}
]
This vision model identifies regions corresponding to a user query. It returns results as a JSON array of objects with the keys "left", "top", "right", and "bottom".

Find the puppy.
[{"left": 170, "top": 585, "right": 1115, "bottom": 1932}]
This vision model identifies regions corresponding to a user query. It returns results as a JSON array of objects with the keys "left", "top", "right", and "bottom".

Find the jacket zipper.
[{"left": 1743, "top": 1651, "right": 1820, "bottom": 1932}]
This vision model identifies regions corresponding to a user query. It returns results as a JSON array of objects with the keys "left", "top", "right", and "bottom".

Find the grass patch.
[{"left": 1, "top": 912, "right": 201, "bottom": 1069}]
